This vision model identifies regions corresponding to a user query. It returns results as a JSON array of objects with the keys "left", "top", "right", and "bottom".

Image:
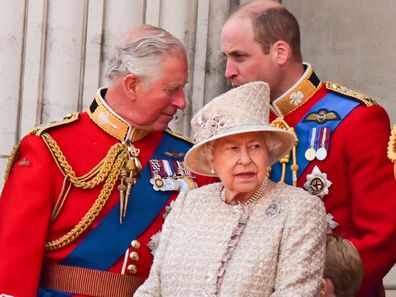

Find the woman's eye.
[{"left": 250, "top": 143, "right": 261, "bottom": 149}]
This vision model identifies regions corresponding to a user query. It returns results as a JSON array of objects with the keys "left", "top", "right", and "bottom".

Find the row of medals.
[
  {"left": 304, "top": 127, "right": 330, "bottom": 161},
  {"left": 149, "top": 159, "right": 197, "bottom": 192},
  {"left": 305, "top": 145, "right": 327, "bottom": 161}
]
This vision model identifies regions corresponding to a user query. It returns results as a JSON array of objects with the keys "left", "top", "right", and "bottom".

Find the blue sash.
[
  {"left": 38, "top": 288, "right": 71, "bottom": 297},
  {"left": 270, "top": 93, "right": 360, "bottom": 184},
  {"left": 59, "top": 132, "right": 191, "bottom": 270}
]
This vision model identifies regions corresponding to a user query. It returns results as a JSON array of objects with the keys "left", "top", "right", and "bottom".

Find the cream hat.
[{"left": 184, "top": 81, "right": 295, "bottom": 177}]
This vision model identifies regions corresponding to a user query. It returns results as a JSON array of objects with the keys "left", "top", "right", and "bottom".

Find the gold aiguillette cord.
[{"left": 118, "top": 141, "right": 142, "bottom": 223}]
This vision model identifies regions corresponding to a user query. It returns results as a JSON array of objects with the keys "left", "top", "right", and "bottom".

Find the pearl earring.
[{"left": 210, "top": 168, "right": 216, "bottom": 175}]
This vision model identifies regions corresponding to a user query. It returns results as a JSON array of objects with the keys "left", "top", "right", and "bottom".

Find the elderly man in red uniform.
[
  {"left": 221, "top": 1, "right": 396, "bottom": 296},
  {"left": 0, "top": 25, "right": 212, "bottom": 296}
]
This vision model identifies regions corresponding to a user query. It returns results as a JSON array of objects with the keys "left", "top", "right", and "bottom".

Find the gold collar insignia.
[
  {"left": 272, "top": 63, "right": 322, "bottom": 116},
  {"left": 88, "top": 88, "right": 148, "bottom": 142}
]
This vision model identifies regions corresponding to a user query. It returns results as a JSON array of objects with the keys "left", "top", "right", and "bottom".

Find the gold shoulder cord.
[
  {"left": 388, "top": 125, "right": 396, "bottom": 178},
  {"left": 270, "top": 118, "right": 299, "bottom": 186},
  {"left": 41, "top": 133, "right": 129, "bottom": 251},
  {"left": 3, "top": 142, "right": 21, "bottom": 183}
]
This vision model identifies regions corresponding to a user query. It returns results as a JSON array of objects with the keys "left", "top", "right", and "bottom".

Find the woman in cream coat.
[{"left": 135, "top": 81, "right": 327, "bottom": 297}]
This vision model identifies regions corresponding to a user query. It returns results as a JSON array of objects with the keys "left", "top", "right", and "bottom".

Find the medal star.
[{"left": 303, "top": 166, "right": 332, "bottom": 199}]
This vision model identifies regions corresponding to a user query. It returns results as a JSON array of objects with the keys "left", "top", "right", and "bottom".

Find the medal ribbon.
[
  {"left": 308, "top": 128, "right": 317, "bottom": 150},
  {"left": 319, "top": 128, "right": 330, "bottom": 151}
]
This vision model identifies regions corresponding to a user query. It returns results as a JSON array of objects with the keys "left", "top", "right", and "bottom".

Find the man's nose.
[
  {"left": 225, "top": 60, "right": 237, "bottom": 80},
  {"left": 172, "top": 89, "right": 187, "bottom": 109}
]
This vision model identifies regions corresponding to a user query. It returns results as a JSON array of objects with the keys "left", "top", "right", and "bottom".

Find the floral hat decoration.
[{"left": 184, "top": 81, "right": 296, "bottom": 177}]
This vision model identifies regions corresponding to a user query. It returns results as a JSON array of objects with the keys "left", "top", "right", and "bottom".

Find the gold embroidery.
[
  {"left": 273, "top": 67, "right": 321, "bottom": 116},
  {"left": 325, "top": 82, "right": 378, "bottom": 107},
  {"left": 88, "top": 93, "right": 149, "bottom": 142},
  {"left": 30, "top": 113, "right": 79, "bottom": 136}
]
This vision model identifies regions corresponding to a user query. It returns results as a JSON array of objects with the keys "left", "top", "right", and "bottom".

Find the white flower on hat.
[{"left": 193, "top": 109, "right": 232, "bottom": 142}]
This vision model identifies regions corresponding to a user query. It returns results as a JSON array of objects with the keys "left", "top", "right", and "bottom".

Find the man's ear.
[
  {"left": 270, "top": 40, "right": 290, "bottom": 65},
  {"left": 123, "top": 73, "right": 139, "bottom": 100}
]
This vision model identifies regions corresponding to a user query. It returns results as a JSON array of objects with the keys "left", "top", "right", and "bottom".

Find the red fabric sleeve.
[
  {"left": 343, "top": 106, "right": 396, "bottom": 296},
  {"left": 0, "top": 135, "right": 56, "bottom": 296}
]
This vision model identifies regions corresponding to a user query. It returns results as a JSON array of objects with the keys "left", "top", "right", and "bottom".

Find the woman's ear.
[{"left": 123, "top": 73, "right": 139, "bottom": 100}]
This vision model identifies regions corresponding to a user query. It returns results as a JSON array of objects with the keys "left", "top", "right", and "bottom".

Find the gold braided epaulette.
[
  {"left": 3, "top": 113, "right": 80, "bottom": 183},
  {"left": 325, "top": 82, "right": 378, "bottom": 107},
  {"left": 29, "top": 112, "right": 80, "bottom": 136},
  {"left": 165, "top": 128, "right": 194, "bottom": 144}
]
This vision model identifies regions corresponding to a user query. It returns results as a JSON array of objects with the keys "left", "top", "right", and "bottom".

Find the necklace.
[{"left": 221, "top": 178, "right": 268, "bottom": 206}]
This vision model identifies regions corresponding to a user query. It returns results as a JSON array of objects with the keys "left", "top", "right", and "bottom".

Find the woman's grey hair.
[
  {"left": 106, "top": 25, "right": 186, "bottom": 86},
  {"left": 203, "top": 141, "right": 215, "bottom": 164}
]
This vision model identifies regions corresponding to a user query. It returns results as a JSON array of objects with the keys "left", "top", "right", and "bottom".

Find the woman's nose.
[{"left": 238, "top": 148, "right": 251, "bottom": 164}]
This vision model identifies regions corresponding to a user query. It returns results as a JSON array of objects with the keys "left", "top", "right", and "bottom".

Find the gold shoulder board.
[
  {"left": 29, "top": 112, "right": 80, "bottom": 136},
  {"left": 325, "top": 81, "right": 378, "bottom": 107},
  {"left": 165, "top": 128, "right": 194, "bottom": 144}
]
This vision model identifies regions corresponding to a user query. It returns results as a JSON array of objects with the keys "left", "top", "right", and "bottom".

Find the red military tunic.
[
  {"left": 0, "top": 88, "right": 213, "bottom": 297},
  {"left": 269, "top": 63, "right": 396, "bottom": 297}
]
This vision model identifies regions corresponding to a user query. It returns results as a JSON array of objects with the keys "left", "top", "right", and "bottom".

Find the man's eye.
[
  {"left": 167, "top": 88, "right": 179, "bottom": 93},
  {"left": 233, "top": 54, "right": 247, "bottom": 62}
]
